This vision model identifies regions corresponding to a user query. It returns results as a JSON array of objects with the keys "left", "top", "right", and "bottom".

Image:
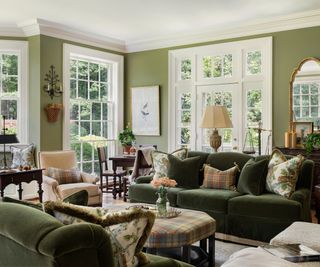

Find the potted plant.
[
  {"left": 118, "top": 124, "right": 136, "bottom": 154},
  {"left": 304, "top": 133, "right": 320, "bottom": 154}
]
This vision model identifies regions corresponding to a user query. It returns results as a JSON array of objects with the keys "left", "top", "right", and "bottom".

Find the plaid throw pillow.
[
  {"left": 201, "top": 164, "right": 239, "bottom": 190},
  {"left": 47, "top": 167, "right": 81, "bottom": 184}
]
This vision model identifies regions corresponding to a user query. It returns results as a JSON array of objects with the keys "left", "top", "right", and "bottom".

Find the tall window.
[
  {"left": 169, "top": 37, "right": 272, "bottom": 154},
  {"left": 63, "top": 44, "right": 123, "bottom": 173},
  {"left": 0, "top": 41, "right": 28, "bottom": 143}
]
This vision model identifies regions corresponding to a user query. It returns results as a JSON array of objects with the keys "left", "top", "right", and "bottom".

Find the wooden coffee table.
[{"left": 106, "top": 203, "right": 216, "bottom": 267}]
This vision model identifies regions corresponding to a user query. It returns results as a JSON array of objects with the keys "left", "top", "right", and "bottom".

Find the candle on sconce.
[{"left": 47, "top": 83, "right": 51, "bottom": 92}]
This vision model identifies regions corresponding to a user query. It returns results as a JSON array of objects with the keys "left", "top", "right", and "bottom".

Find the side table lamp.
[
  {"left": 0, "top": 116, "right": 19, "bottom": 170},
  {"left": 200, "top": 105, "right": 233, "bottom": 152}
]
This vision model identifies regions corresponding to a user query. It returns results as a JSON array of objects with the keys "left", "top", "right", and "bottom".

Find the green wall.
[
  {"left": 2, "top": 26, "right": 320, "bottom": 152},
  {"left": 39, "top": 35, "right": 124, "bottom": 151},
  {"left": 125, "top": 49, "right": 168, "bottom": 150},
  {"left": 125, "top": 26, "right": 320, "bottom": 151}
]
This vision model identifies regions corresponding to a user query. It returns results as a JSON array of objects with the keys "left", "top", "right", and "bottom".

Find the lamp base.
[{"left": 210, "top": 129, "right": 222, "bottom": 152}]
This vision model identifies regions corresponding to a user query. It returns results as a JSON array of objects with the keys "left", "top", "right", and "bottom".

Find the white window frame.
[
  {"left": 63, "top": 44, "right": 123, "bottom": 155},
  {"left": 0, "top": 40, "right": 28, "bottom": 145},
  {"left": 168, "top": 37, "right": 272, "bottom": 153}
]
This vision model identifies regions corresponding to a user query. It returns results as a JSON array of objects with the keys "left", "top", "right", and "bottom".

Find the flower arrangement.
[
  {"left": 151, "top": 177, "right": 177, "bottom": 197},
  {"left": 151, "top": 177, "right": 177, "bottom": 217}
]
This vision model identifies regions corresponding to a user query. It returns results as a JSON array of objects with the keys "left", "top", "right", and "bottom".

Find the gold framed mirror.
[{"left": 289, "top": 57, "right": 320, "bottom": 133}]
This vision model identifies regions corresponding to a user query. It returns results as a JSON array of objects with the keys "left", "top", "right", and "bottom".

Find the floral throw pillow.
[
  {"left": 44, "top": 201, "right": 155, "bottom": 267},
  {"left": 47, "top": 167, "right": 81, "bottom": 184},
  {"left": 11, "top": 144, "right": 36, "bottom": 168},
  {"left": 201, "top": 164, "right": 239, "bottom": 190},
  {"left": 151, "top": 148, "right": 188, "bottom": 179},
  {"left": 266, "top": 149, "right": 304, "bottom": 198}
]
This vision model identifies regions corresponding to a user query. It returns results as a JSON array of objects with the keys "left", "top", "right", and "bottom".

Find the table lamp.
[
  {"left": 0, "top": 116, "right": 19, "bottom": 169},
  {"left": 200, "top": 106, "right": 233, "bottom": 152}
]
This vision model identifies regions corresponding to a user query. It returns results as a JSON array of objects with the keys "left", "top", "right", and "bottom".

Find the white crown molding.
[
  {"left": 1, "top": 9, "right": 320, "bottom": 53},
  {"left": 0, "top": 25, "right": 24, "bottom": 37},
  {"left": 18, "top": 18, "right": 126, "bottom": 53},
  {"left": 125, "top": 9, "right": 320, "bottom": 52}
]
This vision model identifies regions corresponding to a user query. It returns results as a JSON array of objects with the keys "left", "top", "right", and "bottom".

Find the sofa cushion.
[
  {"left": 129, "top": 183, "right": 186, "bottom": 207},
  {"left": 201, "top": 164, "right": 238, "bottom": 190},
  {"left": 206, "top": 152, "right": 253, "bottom": 172},
  {"left": 177, "top": 188, "right": 242, "bottom": 213},
  {"left": 57, "top": 183, "right": 100, "bottom": 199},
  {"left": 228, "top": 194, "right": 302, "bottom": 220},
  {"left": 167, "top": 155, "right": 201, "bottom": 188},
  {"left": 48, "top": 167, "right": 81, "bottom": 184},
  {"left": 45, "top": 201, "right": 155, "bottom": 267},
  {"left": 187, "top": 151, "right": 210, "bottom": 185},
  {"left": 152, "top": 148, "right": 188, "bottom": 179},
  {"left": 266, "top": 149, "right": 304, "bottom": 198},
  {"left": 237, "top": 158, "right": 269, "bottom": 195}
]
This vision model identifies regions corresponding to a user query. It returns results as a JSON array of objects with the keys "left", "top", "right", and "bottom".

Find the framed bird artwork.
[{"left": 131, "top": 85, "right": 160, "bottom": 136}]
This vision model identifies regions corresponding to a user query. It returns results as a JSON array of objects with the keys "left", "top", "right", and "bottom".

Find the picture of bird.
[{"left": 141, "top": 102, "right": 150, "bottom": 121}]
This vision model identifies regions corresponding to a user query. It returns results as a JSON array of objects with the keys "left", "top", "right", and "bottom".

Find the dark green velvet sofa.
[
  {"left": 128, "top": 151, "right": 314, "bottom": 242},
  {"left": 0, "top": 202, "right": 193, "bottom": 267}
]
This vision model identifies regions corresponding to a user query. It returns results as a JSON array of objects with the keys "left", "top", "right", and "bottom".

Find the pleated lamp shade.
[{"left": 200, "top": 106, "right": 233, "bottom": 129}]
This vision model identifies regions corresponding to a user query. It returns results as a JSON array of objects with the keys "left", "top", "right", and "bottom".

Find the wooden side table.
[
  {"left": 0, "top": 169, "right": 44, "bottom": 202},
  {"left": 315, "top": 185, "right": 320, "bottom": 224}
]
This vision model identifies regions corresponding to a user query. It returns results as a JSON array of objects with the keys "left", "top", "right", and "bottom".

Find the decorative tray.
[
  {"left": 156, "top": 208, "right": 181, "bottom": 219},
  {"left": 126, "top": 205, "right": 181, "bottom": 218}
]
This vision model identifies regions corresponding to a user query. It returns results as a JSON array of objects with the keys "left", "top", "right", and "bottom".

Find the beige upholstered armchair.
[{"left": 38, "top": 150, "right": 102, "bottom": 206}]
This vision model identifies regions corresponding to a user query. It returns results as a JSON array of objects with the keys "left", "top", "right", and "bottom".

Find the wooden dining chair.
[
  {"left": 123, "top": 145, "right": 156, "bottom": 202},
  {"left": 97, "top": 147, "right": 127, "bottom": 198}
]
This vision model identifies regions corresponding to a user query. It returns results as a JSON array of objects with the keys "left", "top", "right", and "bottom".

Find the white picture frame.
[{"left": 131, "top": 86, "right": 160, "bottom": 136}]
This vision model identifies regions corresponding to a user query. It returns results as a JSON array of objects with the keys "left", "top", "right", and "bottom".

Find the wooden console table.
[{"left": 0, "top": 169, "right": 44, "bottom": 202}]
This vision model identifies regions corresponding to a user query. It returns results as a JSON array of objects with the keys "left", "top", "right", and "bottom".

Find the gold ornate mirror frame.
[{"left": 289, "top": 57, "right": 320, "bottom": 132}]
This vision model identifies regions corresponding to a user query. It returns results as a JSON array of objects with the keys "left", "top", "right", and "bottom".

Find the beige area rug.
[{"left": 215, "top": 240, "right": 249, "bottom": 267}]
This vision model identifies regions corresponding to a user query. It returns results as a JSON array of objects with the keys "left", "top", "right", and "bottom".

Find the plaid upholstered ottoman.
[
  {"left": 144, "top": 208, "right": 216, "bottom": 267},
  {"left": 106, "top": 203, "right": 216, "bottom": 266}
]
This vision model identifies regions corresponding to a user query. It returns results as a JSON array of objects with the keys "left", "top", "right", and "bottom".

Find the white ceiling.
[{"left": 1, "top": 0, "right": 320, "bottom": 52}]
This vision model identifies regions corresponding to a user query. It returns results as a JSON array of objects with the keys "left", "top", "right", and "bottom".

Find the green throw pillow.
[
  {"left": 63, "top": 190, "right": 89, "bottom": 206},
  {"left": 167, "top": 154, "right": 201, "bottom": 188},
  {"left": 151, "top": 148, "right": 188, "bottom": 179},
  {"left": 237, "top": 158, "right": 269, "bottom": 195}
]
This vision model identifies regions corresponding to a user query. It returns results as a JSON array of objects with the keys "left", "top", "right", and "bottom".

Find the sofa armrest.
[
  {"left": 42, "top": 175, "right": 60, "bottom": 201},
  {"left": 81, "top": 172, "right": 99, "bottom": 184},
  {"left": 290, "top": 188, "right": 312, "bottom": 221},
  {"left": 290, "top": 188, "right": 311, "bottom": 204},
  {"left": 38, "top": 223, "right": 113, "bottom": 266},
  {"left": 135, "top": 175, "right": 153, "bottom": 184},
  {"left": 43, "top": 175, "right": 59, "bottom": 188}
]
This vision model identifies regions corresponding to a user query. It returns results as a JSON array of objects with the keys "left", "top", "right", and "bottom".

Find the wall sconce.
[{"left": 43, "top": 65, "right": 63, "bottom": 99}]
